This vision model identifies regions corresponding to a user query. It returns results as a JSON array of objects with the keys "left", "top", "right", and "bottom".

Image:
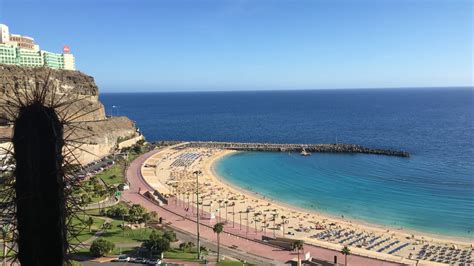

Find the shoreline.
[
  {"left": 207, "top": 150, "right": 473, "bottom": 245},
  {"left": 140, "top": 145, "right": 473, "bottom": 265}
]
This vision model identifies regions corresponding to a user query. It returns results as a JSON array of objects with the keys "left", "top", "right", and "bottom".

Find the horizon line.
[{"left": 100, "top": 85, "right": 474, "bottom": 94}]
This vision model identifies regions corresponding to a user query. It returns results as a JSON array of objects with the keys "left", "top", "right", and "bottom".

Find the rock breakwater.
[{"left": 179, "top": 141, "right": 410, "bottom": 157}]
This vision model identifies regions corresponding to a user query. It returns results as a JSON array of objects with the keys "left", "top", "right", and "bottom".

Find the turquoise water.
[{"left": 215, "top": 152, "right": 473, "bottom": 239}]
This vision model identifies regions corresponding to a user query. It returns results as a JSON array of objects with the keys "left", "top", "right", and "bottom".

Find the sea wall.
[
  {"left": 117, "top": 134, "right": 145, "bottom": 150},
  {"left": 180, "top": 141, "right": 410, "bottom": 157}
]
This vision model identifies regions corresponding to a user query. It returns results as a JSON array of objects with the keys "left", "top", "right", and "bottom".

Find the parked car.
[
  {"left": 115, "top": 255, "right": 130, "bottom": 262},
  {"left": 146, "top": 259, "right": 161, "bottom": 265},
  {"left": 131, "top": 257, "right": 147, "bottom": 263}
]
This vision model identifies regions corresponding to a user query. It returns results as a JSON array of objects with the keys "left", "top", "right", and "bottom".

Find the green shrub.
[{"left": 90, "top": 238, "right": 115, "bottom": 257}]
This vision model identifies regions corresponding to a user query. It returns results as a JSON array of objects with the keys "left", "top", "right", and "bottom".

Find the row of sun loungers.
[
  {"left": 376, "top": 240, "right": 400, "bottom": 252},
  {"left": 416, "top": 244, "right": 473, "bottom": 265},
  {"left": 367, "top": 238, "right": 390, "bottom": 250},
  {"left": 347, "top": 234, "right": 371, "bottom": 246},
  {"left": 339, "top": 232, "right": 363, "bottom": 244},
  {"left": 170, "top": 152, "right": 202, "bottom": 167},
  {"left": 388, "top": 243, "right": 410, "bottom": 254},
  {"left": 310, "top": 229, "right": 411, "bottom": 256}
]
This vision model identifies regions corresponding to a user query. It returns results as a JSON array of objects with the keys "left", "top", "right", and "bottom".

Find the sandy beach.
[{"left": 140, "top": 144, "right": 473, "bottom": 265}]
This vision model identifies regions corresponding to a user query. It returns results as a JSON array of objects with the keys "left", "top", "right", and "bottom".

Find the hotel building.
[{"left": 0, "top": 24, "right": 75, "bottom": 70}]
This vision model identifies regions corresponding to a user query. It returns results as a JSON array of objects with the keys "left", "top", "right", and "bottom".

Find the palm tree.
[
  {"left": 341, "top": 246, "right": 351, "bottom": 266},
  {"left": 293, "top": 240, "right": 304, "bottom": 266},
  {"left": 253, "top": 213, "right": 258, "bottom": 233},
  {"left": 142, "top": 212, "right": 152, "bottom": 231},
  {"left": 281, "top": 215, "right": 287, "bottom": 236},
  {"left": 102, "top": 222, "right": 112, "bottom": 233},
  {"left": 85, "top": 216, "right": 94, "bottom": 233},
  {"left": 212, "top": 223, "right": 224, "bottom": 262}
]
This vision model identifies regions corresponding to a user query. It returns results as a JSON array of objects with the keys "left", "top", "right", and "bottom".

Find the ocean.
[{"left": 100, "top": 88, "right": 473, "bottom": 238}]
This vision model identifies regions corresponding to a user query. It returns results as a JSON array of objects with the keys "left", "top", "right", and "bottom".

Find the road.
[{"left": 123, "top": 148, "right": 405, "bottom": 266}]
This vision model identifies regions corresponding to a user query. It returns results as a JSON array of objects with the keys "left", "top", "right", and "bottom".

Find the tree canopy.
[
  {"left": 128, "top": 204, "right": 146, "bottom": 223},
  {"left": 90, "top": 238, "right": 115, "bottom": 257},
  {"left": 142, "top": 230, "right": 170, "bottom": 254}
]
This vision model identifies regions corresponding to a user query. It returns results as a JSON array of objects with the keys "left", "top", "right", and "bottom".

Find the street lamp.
[{"left": 193, "top": 170, "right": 202, "bottom": 260}]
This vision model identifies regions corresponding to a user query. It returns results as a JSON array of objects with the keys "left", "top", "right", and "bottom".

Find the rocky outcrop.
[
  {"left": 0, "top": 65, "right": 105, "bottom": 122},
  {"left": 0, "top": 65, "right": 142, "bottom": 165}
]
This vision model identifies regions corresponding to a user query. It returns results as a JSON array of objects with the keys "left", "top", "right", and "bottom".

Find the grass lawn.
[
  {"left": 70, "top": 216, "right": 106, "bottom": 244},
  {"left": 96, "top": 164, "right": 125, "bottom": 186},
  {"left": 216, "top": 260, "right": 256, "bottom": 266},
  {"left": 73, "top": 179, "right": 106, "bottom": 204},
  {"left": 85, "top": 202, "right": 129, "bottom": 216},
  {"left": 164, "top": 248, "right": 201, "bottom": 261},
  {"left": 127, "top": 152, "right": 140, "bottom": 162},
  {"left": 89, "top": 193, "right": 106, "bottom": 203},
  {"left": 95, "top": 219, "right": 152, "bottom": 245}
]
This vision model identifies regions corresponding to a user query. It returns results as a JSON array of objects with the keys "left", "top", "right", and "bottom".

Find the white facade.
[
  {"left": 63, "top": 53, "right": 75, "bottom": 70},
  {"left": 0, "top": 24, "right": 10, "bottom": 43},
  {"left": 0, "top": 23, "right": 76, "bottom": 70}
]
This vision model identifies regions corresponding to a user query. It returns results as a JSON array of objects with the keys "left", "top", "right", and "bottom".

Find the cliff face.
[
  {"left": 0, "top": 65, "right": 142, "bottom": 165},
  {"left": 0, "top": 65, "right": 105, "bottom": 122}
]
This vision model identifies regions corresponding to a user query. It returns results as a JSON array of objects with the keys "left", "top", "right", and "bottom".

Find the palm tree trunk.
[
  {"left": 345, "top": 254, "right": 347, "bottom": 266},
  {"left": 297, "top": 249, "right": 300, "bottom": 266},
  {"left": 217, "top": 233, "right": 220, "bottom": 262}
]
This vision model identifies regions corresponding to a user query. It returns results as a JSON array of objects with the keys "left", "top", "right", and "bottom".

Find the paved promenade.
[{"left": 123, "top": 148, "right": 405, "bottom": 266}]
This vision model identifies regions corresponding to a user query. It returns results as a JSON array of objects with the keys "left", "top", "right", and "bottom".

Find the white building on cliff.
[{"left": 0, "top": 24, "right": 75, "bottom": 70}]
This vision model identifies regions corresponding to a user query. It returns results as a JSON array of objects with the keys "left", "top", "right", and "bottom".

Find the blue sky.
[{"left": 0, "top": 0, "right": 472, "bottom": 92}]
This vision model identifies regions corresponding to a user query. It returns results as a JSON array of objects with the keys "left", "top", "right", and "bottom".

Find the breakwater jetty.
[{"left": 162, "top": 141, "right": 410, "bottom": 157}]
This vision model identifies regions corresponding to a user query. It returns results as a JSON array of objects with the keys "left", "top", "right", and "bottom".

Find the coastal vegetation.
[
  {"left": 341, "top": 246, "right": 351, "bottom": 266},
  {"left": 293, "top": 240, "right": 304, "bottom": 266},
  {"left": 142, "top": 230, "right": 171, "bottom": 257},
  {"left": 216, "top": 260, "right": 256, "bottom": 266},
  {"left": 90, "top": 238, "right": 115, "bottom": 257},
  {"left": 213, "top": 222, "right": 224, "bottom": 262}
]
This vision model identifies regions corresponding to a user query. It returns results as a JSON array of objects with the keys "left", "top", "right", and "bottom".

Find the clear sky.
[{"left": 0, "top": 0, "right": 472, "bottom": 92}]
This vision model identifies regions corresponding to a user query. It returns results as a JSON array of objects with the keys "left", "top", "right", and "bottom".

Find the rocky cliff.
[{"left": 0, "top": 65, "right": 142, "bottom": 165}]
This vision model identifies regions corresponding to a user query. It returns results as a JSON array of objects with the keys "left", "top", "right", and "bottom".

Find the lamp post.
[
  {"left": 239, "top": 211, "right": 242, "bottom": 230},
  {"left": 273, "top": 213, "right": 277, "bottom": 238},
  {"left": 225, "top": 201, "right": 228, "bottom": 222},
  {"left": 246, "top": 209, "right": 250, "bottom": 237},
  {"left": 201, "top": 196, "right": 205, "bottom": 215},
  {"left": 263, "top": 214, "right": 267, "bottom": 235},
  {"left": 232, "top": 204, "right": 235, "bottom": 228},
  {"left": 193, "top": 170, "right": 202, "bottom": 260}
]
